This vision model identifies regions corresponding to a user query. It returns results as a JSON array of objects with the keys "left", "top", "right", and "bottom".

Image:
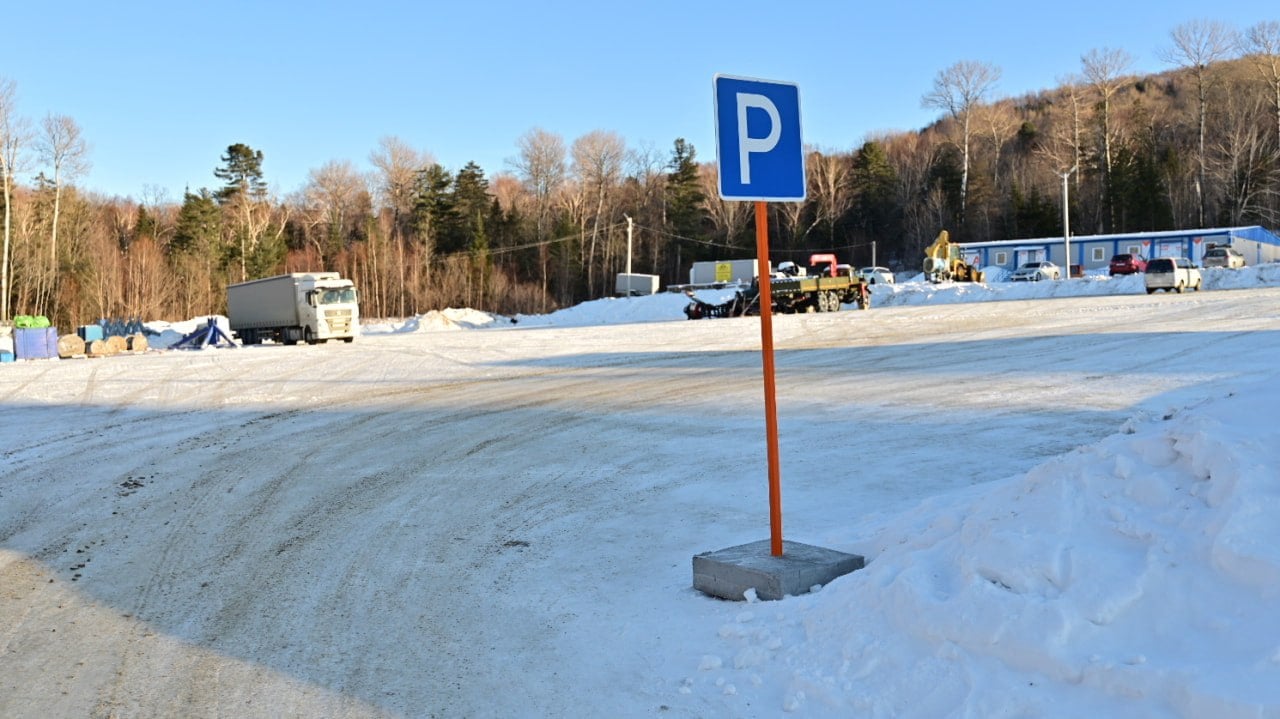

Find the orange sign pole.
[{"left": 753, "top": 200, "right": 784, "bottom": 557}]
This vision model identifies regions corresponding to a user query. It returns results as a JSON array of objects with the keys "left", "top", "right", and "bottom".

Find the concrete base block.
[{"left": 693, "top": 539, "right": 864, "bottom": 601}]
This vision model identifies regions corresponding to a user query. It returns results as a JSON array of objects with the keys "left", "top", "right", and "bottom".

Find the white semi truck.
[{"left": 227, "top": 272, "right": 359, "bottom": 345}]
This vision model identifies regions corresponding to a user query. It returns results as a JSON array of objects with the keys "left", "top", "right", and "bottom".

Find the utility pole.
[
  {"left": 624, "top": 214, "right": 633, "bottom": 275},
  {"left": 871, "top": 240, "right": 877, "bottom": 268},
  {"left": 1060, "top": 165, "right": 1077, "bottom": 278}
]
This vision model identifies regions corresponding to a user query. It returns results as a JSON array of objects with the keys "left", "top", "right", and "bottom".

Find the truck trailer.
[{"left": 227, "top": 272, "right": 359, "bottom": 345}]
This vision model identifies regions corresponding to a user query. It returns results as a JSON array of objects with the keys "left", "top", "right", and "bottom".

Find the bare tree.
[
  {"left": 305, "top": 160, "right": 367, "bottom": 255},
  {"left": 922, "top": 60, "right": 1002, "bottom": 219},
  {"left": 1053, "top": 75, "right": 1088, "bottom": 200},
  {"left": 1080, "top": 49, "right": 1132, "bottom": 176},
  {"left": 1210, "top": 93, "right": 1280, "bottom": 225},
  {"left": 509, "top": 128, "right": 566, "bottom": 309},
  {"left": 570, "top": 130, "right": 626, "bottom": 295},
  {"left": 369, "top": 136, "right": 430, "bottom": 227},
  {"left": 1162, "top": 19, "right": 1238, "bottom": 226},
  {"left": 807, "top": 149, "right": 855, "bottom": 245},
  {"left": 35, "top": 114, "right": 90, "bottom": 312},
  {"left": 881, "top": 131, "right": 940, "bottom": 252},
  {"left": 1241, "top": 21, "right": 1280, "bottom": 149},
  {"left": 0, "top": 78, "right": 31, "bottom": 321},
  {"left": 369, "top": 136, "right": 431, "bottom": 315},
  {"left": 977, "top": 104, "right": 1017, "bottom": 189},
  {"left": 490, "top": 173, "right": 526, "bottom": 217},
  {"left": 1081, "top": 48, "right": 1133, "bottom": 231},
  {"left": 625, "top": 142, "right": 668, "bottom": 273},
  {"left": 697, "top": 165, "right": 751, "bottom": 247}
]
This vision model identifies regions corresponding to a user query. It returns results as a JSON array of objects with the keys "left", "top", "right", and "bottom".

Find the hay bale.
[
  {"left": 127, "top": 333, "right": 149, "bottom": 352},
  {"left": 105, "top": 335, "right": 128, "bottom": 354},
  {"left": 57, "top": 333, "right": 85, "bottom": 358},
  {"left": 85, "top": 339, "right": 115, "bottom": 357}
]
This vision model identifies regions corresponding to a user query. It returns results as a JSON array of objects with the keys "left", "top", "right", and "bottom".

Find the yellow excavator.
[{"left": 922, "top": 230, "right": 985, "bottom": 283}]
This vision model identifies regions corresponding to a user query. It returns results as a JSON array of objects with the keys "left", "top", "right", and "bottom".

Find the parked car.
[
  {"left": 1202, "top": 246, "right": 1246, "bottom": 269},
  {"left": 856, "top": 266, "right": 895, "bottom": 284},
  {"left": 1009, "top": 261, "right": 1061, "bottom": 281},
  {"left": 1144, "top": 257, "right": 1202, "bottom": 293},
  {"left": 1109, "top": 253, "right": 1147, "bottom": 275}
]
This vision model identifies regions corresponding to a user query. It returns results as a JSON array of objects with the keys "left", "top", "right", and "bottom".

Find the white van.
[{"left": 1144, "top": 257, "right": 1202, "bottom": 294}]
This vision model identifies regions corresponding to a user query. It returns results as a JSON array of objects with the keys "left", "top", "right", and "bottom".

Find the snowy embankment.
[{"left": 692, "top": 380, "right": 1280, "bottom": 716}]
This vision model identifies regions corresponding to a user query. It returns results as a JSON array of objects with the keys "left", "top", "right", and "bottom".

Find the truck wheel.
[
  {"left": 305, "top": 327, "right": 317, "bottom": 345},
  {"left": 828, "top": 291, "right": 841, "bottom": 312},
  {"left": 1175, "top": 282, "right": 1183, "bottom": 294}
]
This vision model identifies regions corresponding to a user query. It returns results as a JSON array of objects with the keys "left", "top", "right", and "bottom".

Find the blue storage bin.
[
  {"left": 78, "top": 324, "right": 105, "bottom": 341},
  {"left": 15, "top": 327, "right": 58, "bottom": 359},
  {"left": 0, "top": 351, "right": 13, "bottom": 363}
]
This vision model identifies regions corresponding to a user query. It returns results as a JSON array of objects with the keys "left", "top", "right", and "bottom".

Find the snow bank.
[
  {"left": 692, "top": 381, "right": 1280, "bottom": 717},
  {"left": 362, "top": 307, "right": 503, "bottom": 334},
  {"left": 512, "top": 292, "right": 692, "bottom": 327}
]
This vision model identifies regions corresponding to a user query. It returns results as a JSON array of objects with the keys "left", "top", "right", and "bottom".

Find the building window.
[
  {"left": 1127, "top": 245, "right": 1142, "bottom": 255},
  {"left": 1092, "top": 247, "right": 1105, "bottom": 262},
  {"left": 995, "top": 251, "right": 1008, "bottom": 265}
]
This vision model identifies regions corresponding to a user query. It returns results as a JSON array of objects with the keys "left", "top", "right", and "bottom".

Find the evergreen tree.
[
  {"left": 449, "top": 162, "right": 490, "bottom": 254},
  {"left": 1009, "top": 185, "right": 1060, "bottom": 238},
  {"left": 134, "top": 205, "right": 157, "bottom": 242},
  {"left": 172, "top": 189, "right": 221, "bottom": 254},
  {"left": 1110, "top": 143, "right": 1173, "bottom": 232},
  {"left": 246, "top": 226, "right": 285, "bottom": 278},
  {"left": 850, "top": 141, "right": 900, "bottom": 247},
  {"left": 412, "top": 164, "right": 456, "bottom": 252},
  {"left": 214, "top": 143, "right": 267, "bottom": 204},
  {"left": 665, "top": 138, "right": 705, "bottom": 243}
]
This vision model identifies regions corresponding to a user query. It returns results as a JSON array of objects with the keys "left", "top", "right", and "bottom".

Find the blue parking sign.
[{"left": 713, "top": 74, "right": 805, "bottom": 202}]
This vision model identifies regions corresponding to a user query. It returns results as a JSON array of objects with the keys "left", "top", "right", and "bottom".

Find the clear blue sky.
[{"left": 1, "top": 1, "right": 1272, "bottom": 201}]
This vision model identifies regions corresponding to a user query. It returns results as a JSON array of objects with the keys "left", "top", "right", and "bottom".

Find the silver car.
[
  {"left": 1009, "top": 261, "right": 1061, "bottom": 281},
  {"left": 1202, "top": 247, "right": 1245, "bottom": 269},
  {"left": 856, "top": 266, "right": 895, "bottom": 284}
]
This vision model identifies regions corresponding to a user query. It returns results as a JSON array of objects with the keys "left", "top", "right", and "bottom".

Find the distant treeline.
[{"left": 1, "top": 19, "right": 1278, "bottom": 327}]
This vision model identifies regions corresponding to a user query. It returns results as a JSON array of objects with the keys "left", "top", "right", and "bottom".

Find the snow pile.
[
  {"left": 512, "top": 291, "right": 693, "bottom": 327},
  {"left": 362, "top": 307, "right": 503, "bottom": 334},
  {"left": 691, "top": 382, "right": 1280, "bottom": 717},
  {"left": 1205, "top": 263, "right": 1280, "bottom": 291}
]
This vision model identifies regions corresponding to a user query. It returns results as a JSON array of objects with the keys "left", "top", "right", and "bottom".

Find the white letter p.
[{"left": 736, "top": 92, "right": 781, "bottom": 185}]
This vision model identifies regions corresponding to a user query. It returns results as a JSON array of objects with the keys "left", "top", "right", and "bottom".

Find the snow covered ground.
[{"left": 3, "top": 267, "right": 1280, "bottom": 718}]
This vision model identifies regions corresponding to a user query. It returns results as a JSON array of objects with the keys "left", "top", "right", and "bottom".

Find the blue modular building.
[{"left": 956, "top": 226, "right": 1280, "bottom": 275}]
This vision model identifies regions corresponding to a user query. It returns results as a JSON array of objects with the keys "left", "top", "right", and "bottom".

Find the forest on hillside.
[{"left": 1, "top": 18, "right": 1278, "bottom": 327}]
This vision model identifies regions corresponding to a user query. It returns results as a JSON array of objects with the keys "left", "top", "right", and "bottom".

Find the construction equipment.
[
  {"left": 172, "top": 318, "right": 237, "bottom": 350},
  {"left": 922, "top": 230, "right": 985, "bottom": 283},
  {"left": 684, "top": 254, "right": 870, "bottom": 318}
]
